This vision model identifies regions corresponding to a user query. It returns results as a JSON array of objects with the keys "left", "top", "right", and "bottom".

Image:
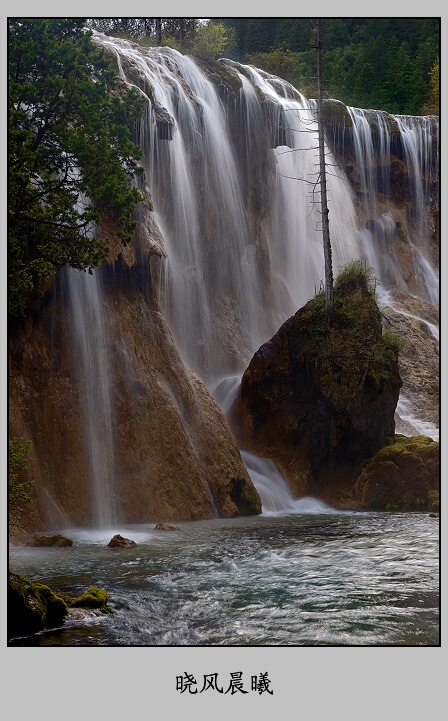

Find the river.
[{"left": 9, "top": 507, "right": 439, "bottom": 646}]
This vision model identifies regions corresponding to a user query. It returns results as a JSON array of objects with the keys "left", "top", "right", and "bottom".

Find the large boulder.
[
  {"left": 352, "top": 435, "right": 439, "bottom": 511},
  {"left": 231, "top": 263, "right": 403, "bottom": 504}
]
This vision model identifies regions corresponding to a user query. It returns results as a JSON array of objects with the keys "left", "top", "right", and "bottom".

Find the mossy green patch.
[
  {"left": 71, "top": 586, "right": 111, "bottom": 611},
  {"left": 297, "top": 261, "right": 403, "bottom": 404}
]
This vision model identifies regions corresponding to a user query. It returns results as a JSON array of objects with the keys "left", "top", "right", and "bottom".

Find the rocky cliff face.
[
  {"left": 8, "top": 224, "right": 262, "bottom": 530},
  {"left": 231, "top": 268, "right": 403, "bottom": 506}
]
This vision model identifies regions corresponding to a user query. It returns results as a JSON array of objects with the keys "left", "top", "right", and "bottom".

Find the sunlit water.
[{"left": 9, "top": 511, "right": 439, "bottom": 647}]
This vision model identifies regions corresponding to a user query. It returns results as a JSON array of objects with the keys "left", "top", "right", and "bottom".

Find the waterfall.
[
  {"left": 96, "top": 34, "right": 362, "bottom": 382},
  {"left": 346, "top": 107, "right": 438, "bottom": 303},
  {"left": 89, "top": 34, "right": 438, "bottom": 510},
  {"left": 67, "top": 268, "right": 117, "bottom": 528},
  {"left": 395, "top": 114, "right": 439, "bottom": 304},
  {"left": 242, "top": 452, "right": 336, "bottom": 514}
]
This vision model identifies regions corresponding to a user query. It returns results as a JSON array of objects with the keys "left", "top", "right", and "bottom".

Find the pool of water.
[{"left": 8, "top": 509, "right": 439, "bottom": 646}]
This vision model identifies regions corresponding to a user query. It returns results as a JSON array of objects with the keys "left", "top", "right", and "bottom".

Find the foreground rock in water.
[
  {"left": 8, "top": 573, "right": 111, "bottom": 641},
  {"left": 232, "top": 265, "right": 403, "bottom": 505},
  {"left": 107, "top": 534, "right": 137, "bottom": 548},
  {"left": 352, "top": 435, "right": 439, "bottom": 511},
  {"left": 26, "top": 533, "right": 73, "bottom": 547}
]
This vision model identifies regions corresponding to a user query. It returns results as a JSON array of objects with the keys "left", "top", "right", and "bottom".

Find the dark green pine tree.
[{"left": 9, "top": 18, "right": 146, "bottom": 319}]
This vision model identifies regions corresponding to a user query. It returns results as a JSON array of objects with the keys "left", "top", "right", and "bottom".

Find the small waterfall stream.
[{"left": 67, "top": 268, "right": 117, "bottom": 528}]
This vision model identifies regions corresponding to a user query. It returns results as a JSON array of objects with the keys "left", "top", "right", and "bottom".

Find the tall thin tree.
[{"left": 316, "top": 18, "right": 334, "bottom": 316}]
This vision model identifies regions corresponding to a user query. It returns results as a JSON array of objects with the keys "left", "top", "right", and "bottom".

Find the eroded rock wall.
[{"left": 9, "top": 238, "right": 261, "bottom": 530}]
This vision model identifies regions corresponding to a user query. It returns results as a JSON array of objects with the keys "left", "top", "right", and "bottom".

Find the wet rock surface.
[{"left": 107, "top": 534, "right": 137, "bottom": 548}]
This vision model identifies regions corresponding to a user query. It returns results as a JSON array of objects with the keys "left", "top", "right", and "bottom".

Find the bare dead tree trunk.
[
  {"left": 155, "top": 19, "right": 162, "bottom": 46},
  {"left": 316, "top": 19, "right": 334, "bottom": 317}
]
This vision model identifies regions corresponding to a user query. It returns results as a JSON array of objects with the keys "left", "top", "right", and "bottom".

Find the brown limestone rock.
[
  {"left": 107, "top": 534, "right": 137, "bottom": 548},
  {"left": 8, "top": 250, "right": 261, "bottom": 529},
  {"left": 154, "top": 523, "right": 180, "bottom": 531}
]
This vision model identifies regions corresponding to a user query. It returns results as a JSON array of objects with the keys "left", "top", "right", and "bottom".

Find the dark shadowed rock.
[
  {"left": 8, "top": 574, "right": 112, "bottom": 641},
  {"left": 107, "top": 534, "right": 137, "bottom": 548}
]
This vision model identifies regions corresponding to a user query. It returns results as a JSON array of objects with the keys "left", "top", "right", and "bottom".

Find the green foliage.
[
  {"left": 385, "top": 501, "right": 399, "bottom": 511},
  {"left": 247, "top": 48, "right": 302, "bottom": 88},
  {"left": 422, "top": 58, "right": 439, "bottom": 114},
  {"left": 334, "top": 259, "right": 376, "bottom": 293},
  {"left": 191, "top": 22, "right": 236, "bottom": 61},
  {"left": 9, "top": 436, "right": 34, "bottom": 532},
  {"left": 8, "top": 19, "right": 146, "bottom": 319},
  {"left": 88, "top": 19, "right": 200, "bottom": 50}
]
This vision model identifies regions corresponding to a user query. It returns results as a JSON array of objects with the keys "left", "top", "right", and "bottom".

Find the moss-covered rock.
[
  {"left": 321, "top": 99, "right": 353, "bottom": 128},
  {"left": 8, "top": 572, "right": 69, "bottom": 640},
  {"left": 70, "top": 586, "right": 111, "bottom": 612},
  {"left": 352, "top": 434, "right": 439, "bottom": 510},
  {"left": 195, "top": 57, "right": 243, "bottom": 99},
  {"left": 8, "top": 573, "right": 113, "bottom": 640}
]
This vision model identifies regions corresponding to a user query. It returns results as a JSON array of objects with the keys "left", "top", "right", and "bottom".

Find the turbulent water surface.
[{"left": 9, "top": 510, "right": 439, "bottom": 647}]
